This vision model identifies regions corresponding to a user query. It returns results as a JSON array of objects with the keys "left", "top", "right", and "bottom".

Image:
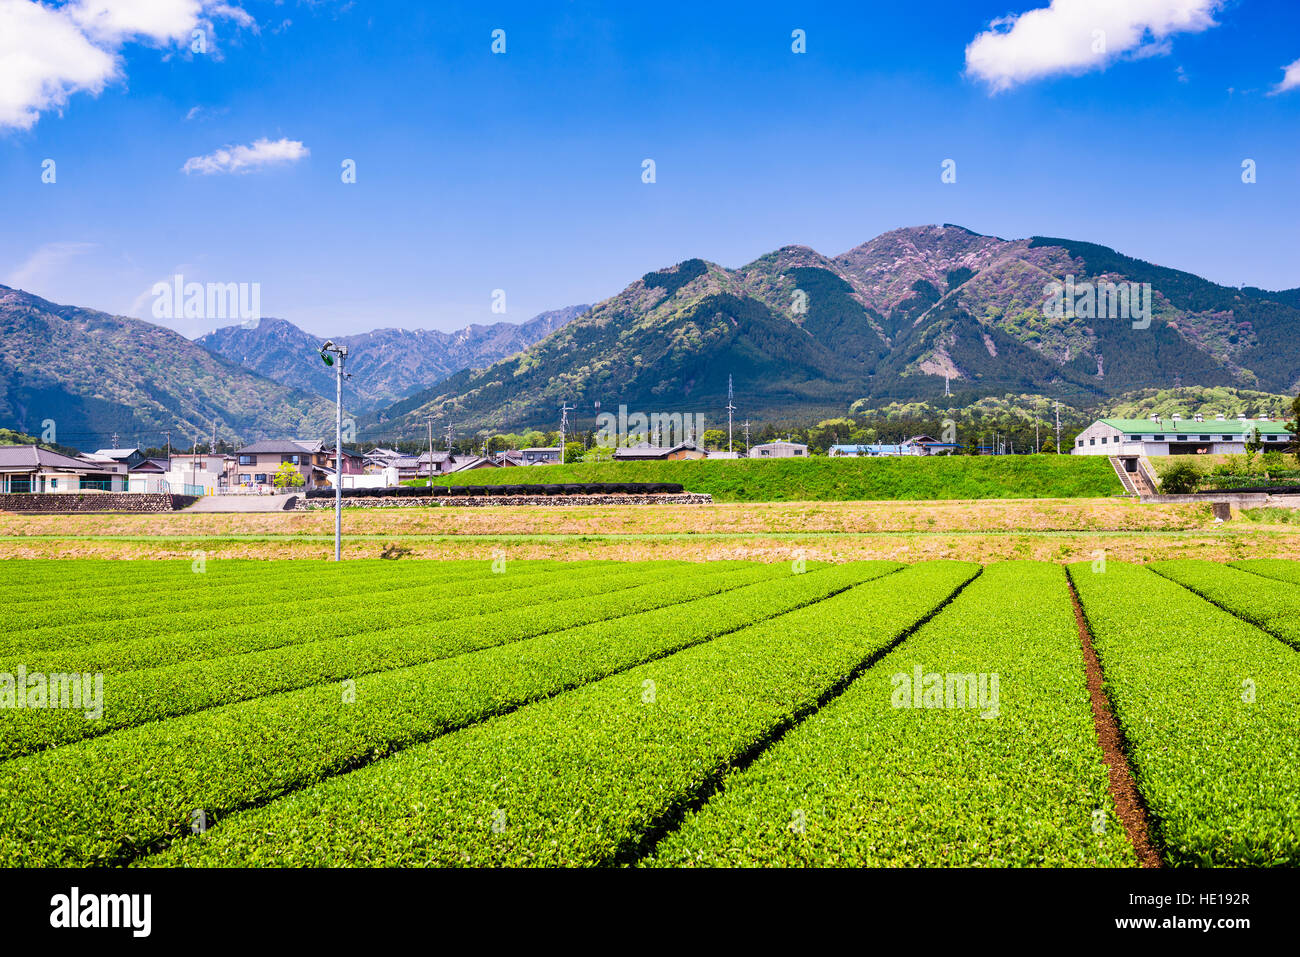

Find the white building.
[
  {"left": 749, "top": 441, "right": 808, "bottom": 458},
  {"left": 0, "top": 446, "right": 122, "bottom": 493},
  {"left": 1071, "top": 415, "right": 1294, "bottom": 457}
]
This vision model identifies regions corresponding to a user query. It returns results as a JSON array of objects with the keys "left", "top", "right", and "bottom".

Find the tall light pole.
[
  {"left": 319, "top": 340, "right": 348, "bottom": 561},
  {"left": 559, "top": 402, "right": 573, "bottom": 464}
]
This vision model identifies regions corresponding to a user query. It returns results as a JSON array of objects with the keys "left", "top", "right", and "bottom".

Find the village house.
[
  {"left": 520, "top": 446, "right": 562, "bottom": 465},
  {"left": 232, "top": 439, "right": 331, "bottom": 489},
  {"left": 613, "top": 441, "right": 707, "bottom": 462},
  {"left": 0, "top": 446, "right": 121, "bottom": 493}
]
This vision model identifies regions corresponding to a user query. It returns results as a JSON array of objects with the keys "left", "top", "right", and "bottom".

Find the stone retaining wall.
[
  {"left": 296, "top": 493, "right": 713, "bottom": 509},
  {"left": 0, "top": 493, "right": 198, "bottom": 513}
]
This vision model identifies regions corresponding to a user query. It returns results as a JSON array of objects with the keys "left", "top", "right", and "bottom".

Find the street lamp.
[{"left": 319, "top": 340, "right": 348, "bottom": 561}]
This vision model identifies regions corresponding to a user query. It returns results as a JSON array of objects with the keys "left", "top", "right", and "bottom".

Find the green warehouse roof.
[{"left": 1099, "top": 418, "right": 1293, "bottom": 435}]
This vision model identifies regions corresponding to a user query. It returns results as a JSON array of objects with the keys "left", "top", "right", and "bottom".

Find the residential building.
[
  {"left": 520, "top": 446, "right": 561, "bottom": 465},
  {"left": 447, "top": 455, "right": 501, "bottom": 472},
  {"left": 326, "top": 448, "right": 367, "bottom": 477},
  {"left": 93, "top": 448, "right": 149, "bottom": 470},
  {"left": 232, "top": 439, "right": 329, "bottom": 488},
  {"left": 492, "top": 450, "right": 526, "bottom": 467},
  {"left": 1071, "top": 415, "right": 1295, "bottom": 457},
  {"left": 613, "top": 441, "right": 707, "bottom": 462},
  {"left": 0, "top": 446, "right": 121, "bottom": 493},
  {"left": 749, "top": 441, "right": 808, "bottom": 458}
]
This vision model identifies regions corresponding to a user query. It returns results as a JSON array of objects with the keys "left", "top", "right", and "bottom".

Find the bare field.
[
  {"left": 1, "top": 498, "right": 1297, "bottom": 563},
  {"left": 0, "top": 498, "right": 1221, "bottom": 538}
]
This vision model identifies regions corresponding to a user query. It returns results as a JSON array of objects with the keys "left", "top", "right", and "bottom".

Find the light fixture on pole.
[{"left": 319, "top": 340, "right": 348, "bottom": 562}]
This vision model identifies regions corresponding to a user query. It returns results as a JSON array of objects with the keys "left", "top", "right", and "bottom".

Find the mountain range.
[
  {"left": 359, "top": 225, "right": 1300, "bottom": 439},
  {"left": 197, "top": 305, "right": 588, "bottom": 413},
  {"left": 0, "top": 287, "right": 585, "bottom": 448},
  {"left": 4, "top": 225, "right": 1298, "bottom": 449},
  {"left": 0, "top": 285, "right": 335, "bottom": 449}
]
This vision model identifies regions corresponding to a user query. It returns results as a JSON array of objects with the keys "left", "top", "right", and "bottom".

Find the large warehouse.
[{"left": 1071, "top": 415, "right": 1295, "bottom": 456}]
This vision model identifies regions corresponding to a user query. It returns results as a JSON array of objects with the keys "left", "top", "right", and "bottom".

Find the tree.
[
  {"left": 700, "top": 429, "right": 727, "bottom": 450},
  {"left": 272, "top": 461, "right": 305, "bottom": 489},
  {"left": 1040, "top": 437, "right": 1057, "bottom": 454},
  {"left": 563, "top": 441, "right": 585, "bottom": 463}
]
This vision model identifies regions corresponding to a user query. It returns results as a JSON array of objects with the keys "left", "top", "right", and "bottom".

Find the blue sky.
[{"left": 2, "top": 0, "right": 1298, "bottom": 338}]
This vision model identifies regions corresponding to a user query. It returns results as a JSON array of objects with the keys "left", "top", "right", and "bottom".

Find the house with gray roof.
[
  {"left": 0, "top": 446, "right": 121, "bottom": 494},
  {"left": 233, "top": 439, "right": 330, "bottom": 489}
]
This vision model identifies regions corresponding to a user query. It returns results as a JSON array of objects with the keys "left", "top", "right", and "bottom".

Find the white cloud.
[
  {"left": 182, "top": 137, "right": 309, "bottom": 174},
  {"left": 965, "top": 0, "right": 1224, "bottom": 92},
  {"left": 69, "top": 0, "right": 204, "bottom": 45},
  {"left": 0, "top": 1, "right": 118, "bottom": 130},
  {"left": 5, "top": 241, "right": 98, "bottom": 291},
  {"left": 0, "top": 1, "right": 252, "bottom": 131},
  {"left": 1270, "top": 57, "right": 1300, "bottom": 95}
]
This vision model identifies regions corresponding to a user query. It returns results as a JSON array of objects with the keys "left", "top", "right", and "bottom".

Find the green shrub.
[{"left": 1159, "top": 462, "right": 1202, "bottom": 494}]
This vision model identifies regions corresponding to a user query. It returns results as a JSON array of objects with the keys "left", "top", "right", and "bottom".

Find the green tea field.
[{"left": 0, "top": 557, "right": 1296, "bottom": 867}]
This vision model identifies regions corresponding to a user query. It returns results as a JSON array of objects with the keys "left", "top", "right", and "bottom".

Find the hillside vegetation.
[{"left": 408, "top": 455, "right": 1120, "bottom": 502}]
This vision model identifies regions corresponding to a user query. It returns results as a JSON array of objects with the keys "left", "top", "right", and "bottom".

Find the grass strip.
[
  {"left": 1069, "top": 560, "right": 1300, "bottom": 866},
  {"left": 403, "top": 455, "right": 1119, "bottom": 502},
  {"left": 645, "top": 562, "right": 1136, "bottom": 867},
  {"left": 0, "top": 561, "right": 882, "bottom": 866},
  {"left": 143, "top": 561, "right": 976, "bottom": 867}
]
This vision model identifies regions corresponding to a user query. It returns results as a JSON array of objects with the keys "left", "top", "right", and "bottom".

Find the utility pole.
[
  {"left": 318, "top": 341, "right": 348, "bottom": 562},
  {"left": 1054, "top": 401, "right": 1061, "bottom": 454},
  {"left": 110, "top": 432, "right": 119, "bottom": 448},
  {"left": 944, "top": 374, "right": 951, "bottom": 398},
  {"left": 163, "top": 430, "right": 171, "bottom": 464},
  {"left": 444, "top": 423, "right": 454, "bottom": 453},
  {"left": 559, "top": 402, "right": 573, "bottom": 464},
  {"left": 427, "top": 419, "right": 435, "bottom": 488},
  {"left": 725, "top": 375, "right": 736, "bottom": 454},
  {"left": 1035, "top": 419, "right": 1040, "bottom": 454},
  {"left": 742, "top": 419, "right": 751, "bottom": 456}
]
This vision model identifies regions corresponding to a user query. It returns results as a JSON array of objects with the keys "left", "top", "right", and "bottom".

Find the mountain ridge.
[
  {"left": 197, "top": 304, "right": 588, "bottom": 412},
  {"left": 0, "top": 285, "right": 335, "bottom": 448},
  {"left": 359, "top": 225, "right": 1300, "bottom": 439}
]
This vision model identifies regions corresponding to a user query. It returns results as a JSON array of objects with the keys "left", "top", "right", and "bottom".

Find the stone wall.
[
  {"left": 296, "top": 493, "right": 713, "bottom": 509},
  {"left": 0, "top": 493, "right": 197, "bottom": 513}
]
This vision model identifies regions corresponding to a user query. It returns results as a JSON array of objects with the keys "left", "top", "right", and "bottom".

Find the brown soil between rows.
[{"left": 1069, "top": 578, "right": 1163, "bottom": 868}]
